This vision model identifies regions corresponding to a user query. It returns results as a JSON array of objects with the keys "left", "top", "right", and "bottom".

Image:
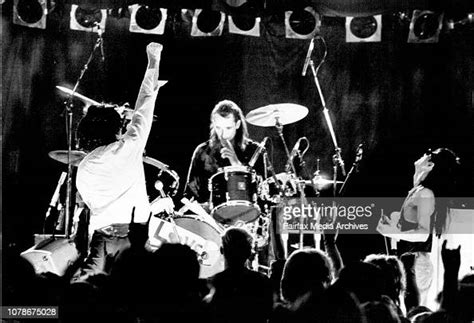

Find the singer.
[
  {"left": 183, "top": 100, "right": 264, "bottom": 203},
  {"left": 71, "top": 43, "right": 174, "bottom": 281}
]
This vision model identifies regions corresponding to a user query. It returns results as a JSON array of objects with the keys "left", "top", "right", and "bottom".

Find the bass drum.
[{"left": 148, "top": 215, "right": 224, "bottom": 278}]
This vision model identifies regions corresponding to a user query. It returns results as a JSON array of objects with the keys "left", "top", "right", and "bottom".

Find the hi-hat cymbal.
[
  {"left": 246, "top": 103, "right": 308, "bottom": 127},
  {"left": 48, "top": 150, "right": 87, "bottom": 166}
]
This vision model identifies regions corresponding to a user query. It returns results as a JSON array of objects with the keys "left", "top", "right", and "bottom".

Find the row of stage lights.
[{"left": 10, "top": 0, "right": 474, "bottom": 43}]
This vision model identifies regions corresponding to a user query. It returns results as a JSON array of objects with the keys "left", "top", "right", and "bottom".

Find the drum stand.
[{"left": 273, "top": 120, "right": 308, "bottom": 250}]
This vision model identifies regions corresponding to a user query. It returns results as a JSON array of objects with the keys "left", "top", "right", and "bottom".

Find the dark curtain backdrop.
[{"left": 2, "top": 3, "right": 473, "bottom": 259}]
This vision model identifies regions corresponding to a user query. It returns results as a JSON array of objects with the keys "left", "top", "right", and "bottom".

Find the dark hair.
[
  {"left": 335, "top": 262, "right": 386, "bottom": 303},
  {"left": 221, "top": 227, "right": 253, "bottom": 267},
  {"left": 364, "top": 254, "right": 406, "bottom": 304},
  {"left": 362, "top": 297, "right": 401, "bottom": 323},
  {"left": 420, "top": 148, "right": 460, "bottom": 235},
  {"left": 317, "top": 285, "right": 366, "bottom": 323},
  {"left": 151, "top": 244, "right": 200, "bottom": 297},
  {"left": 209, "top": 100, "right": 249, "bottom": 150},
  {"left": 281, "top": 249, "right": 333, "bottom": 302},
  {"left": 77, "top": 106, "right": 123, "bottom": 152}
]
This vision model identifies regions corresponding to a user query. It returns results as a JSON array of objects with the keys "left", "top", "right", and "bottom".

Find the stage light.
[
  {"left": 129, "top": 5, "right": 167, "bottom": 35},
  {"left": 407, "top": 10, "right": 443, "bottom": 43},
  {"left": 345, "top": 15, "right": 382, "bottom": 42},
  {"left": 446, "top": 13, "right": 474, "bottom": 30},
  {"left": 285, "top": 6, "right": 320, "bottom": 39},
  {"left": 191, "top": 9, "right": 225, "bottom": 37},
  {"left": 70, "top": 4, "right": 107, "bottom": 33},
  {"left": 13, "top": 0, "right": 47, "bottom": 29},
  {"left": 228, "top": 14, "right": 260, "bottom": 36}
]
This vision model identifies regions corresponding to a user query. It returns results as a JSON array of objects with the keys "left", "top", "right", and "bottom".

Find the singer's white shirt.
[{"left": 77, "top": 68, "right": 159, "bottom": 235}]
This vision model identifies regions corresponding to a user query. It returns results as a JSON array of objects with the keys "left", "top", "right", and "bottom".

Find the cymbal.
[
  {"left": 56, "top": 86, "right": 100, "bottom": 107},
  {"left": 57, "top": 81, "right": 168, "bottom": 107},
  {"left": 49, "top": 151, "right": 172, "bottom": 171},
  {"left": 142, "top": 156, "right": 170, "bottom": 171},
  {"left": 246, "top": 103, "right": 308, "bottom": 127},
  {"left": 57, "top": 84, "right": 166, "bottom": 121},
  {"left": 48, "top": 150, "right": 87, "bottom": 166}
]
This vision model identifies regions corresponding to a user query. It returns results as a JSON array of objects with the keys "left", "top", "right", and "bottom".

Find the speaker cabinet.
[{"left": 21, "top": 238, "right": 80, "bottom": 276}]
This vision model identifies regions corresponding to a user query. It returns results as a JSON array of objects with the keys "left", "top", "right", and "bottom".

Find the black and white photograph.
[{"left": 2, "top": 0, "right": 474, "bottom": 322}]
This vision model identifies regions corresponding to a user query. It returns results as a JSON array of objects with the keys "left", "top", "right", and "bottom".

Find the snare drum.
[{"left": 209, "top": 166, "right": 260, "bottom": 225}]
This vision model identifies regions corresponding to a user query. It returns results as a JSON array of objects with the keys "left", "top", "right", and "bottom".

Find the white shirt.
[{"left": 77, "top": 68, "right": 160, "bottom": 235}]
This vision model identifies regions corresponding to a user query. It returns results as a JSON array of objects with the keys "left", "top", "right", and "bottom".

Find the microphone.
[
  {"left": 302, "top": 37, "right": 315, "bottom": 76},
  {"left": 249, "top": 137, "right": 269, "bottom": 168},
  {"left": 45, "top": 172, "right": 67, "bottom": 219},
  {"left": 217, "top": 130, "right": 227, "bottom": 148},
  {"left": 289, "top": 137, "right": 304, "bottom": 161},
  {"left": 286, "top": 138, "right": 304, "bottom": 172}
]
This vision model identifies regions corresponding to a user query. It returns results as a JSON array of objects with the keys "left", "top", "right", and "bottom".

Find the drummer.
[{"left": 183, "top": 100, "right": 264, "bottom": 204}]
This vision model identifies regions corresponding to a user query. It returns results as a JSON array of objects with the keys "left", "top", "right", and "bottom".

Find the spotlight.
[
  {"left": 228, "top": 14, "right": 260, "bottom": 36},
  {"left": 13, "top": 0, "right": 47, "bottom": 29},
  {"left": 129, "top": 5, "right": 167, "bottom": 35},
  {"left": 346, "top": 15, "right": 382, "bottom": 42},
  {"left": 70, "top": 4, "right": 107, "bottom": 33},
  {"left": 191, "top": 9, "right": 225, "bottom": 37},
  {"left": 285, "top": 6, "right": 320, "bottom": 39},
  {"left": 407, "top": 10, "right": 443, "bottom": 43}
]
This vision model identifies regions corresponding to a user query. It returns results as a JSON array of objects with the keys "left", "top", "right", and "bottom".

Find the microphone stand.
[
  {"left": 332, "top": 153, "right": 339, "bottom": 198},
  {"left": 62, "top": 35, "right": 103, "bottom": 238},
  {"left": 308, "top": 59, "right": 346, "bottom": 197},
  {"left": 305, "top": 40, "right": 345, "bottom": 250},
  {"left": 339, "top": 147, "right": 362, "bottom": 196}
]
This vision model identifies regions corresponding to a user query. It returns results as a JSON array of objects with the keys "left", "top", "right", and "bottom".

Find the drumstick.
[
  {"left": 180, "top": 198, "right": 210, "bottom": 219},
  {"left": 168, "top": 218, "right": 182, "bottom": 244},
  {"left": 180, "top": 198, "right": 223, "bottom": 232}
]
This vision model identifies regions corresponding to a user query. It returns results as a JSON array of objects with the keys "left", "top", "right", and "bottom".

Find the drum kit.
[
  {"left": 200, "top": 102, "right": 347, "bottom": 259},
  {"left": 46, "top": 87, "right": 350, "bottom": 275},
  {"left": 39, "top": 36, "right": 364, "bottom": 277}
]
